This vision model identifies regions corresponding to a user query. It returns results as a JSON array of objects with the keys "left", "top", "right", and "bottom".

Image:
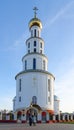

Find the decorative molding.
[
  {"left": 26, "top": 37, "right": 44, "bottom": 44},
  {"left": 15, "top": 69, "right": 55, "bottom": 80},
  {"left": 22, "top": 52, "right": 48, "bottom": 61}
]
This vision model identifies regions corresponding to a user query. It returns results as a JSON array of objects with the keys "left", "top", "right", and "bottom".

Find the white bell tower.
[{"left": 13, "top": 7, "right": 55, "bottom": 120}]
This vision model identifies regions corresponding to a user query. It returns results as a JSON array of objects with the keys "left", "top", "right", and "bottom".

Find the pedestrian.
[{"left": 29, "top": 114, "right": 32, "bottom": 126}]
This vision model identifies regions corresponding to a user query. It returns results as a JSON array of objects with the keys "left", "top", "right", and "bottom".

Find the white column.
[
  {"left": 37, "top": 113, "right": 41, "bottom": 123},
  {"left": 46, "top": 113, "right": 49, "bottom": 122},
  {"left": 70, "top": 114, "right": 73, "bottom": 120},
  {"left": 62, "top": 115, "right": 65, "bottom": 121},
  {"left": 67, "top": 114, "right": 69, "bottom": 121},
  {"left": 14, "top": 113, "right": 17, "bottom": 120},
  {"left": 58, "top": 114, "right": 60, "bottom": 121},
  {"left": 6, "top": 115, "right": 10, "bottom": 120},
  {"left": 0, "top": 112, "right": 2, "bottom": 120},
  {"left": 53, "top": 115, "right": 55, "bottom": 121}
]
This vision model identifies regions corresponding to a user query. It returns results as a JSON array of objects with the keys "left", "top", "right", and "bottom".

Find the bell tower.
[{"left": 13, "top": 8, "right": 55, "bottom": 121}]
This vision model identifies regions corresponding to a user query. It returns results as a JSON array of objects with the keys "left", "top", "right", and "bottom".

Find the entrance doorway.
[
  {"left": 17, "top": 111, "right": 22, "bottom": 120},
  {"left": 26, "top": 108, "right": 37, "bottom": 121},
  {"left": 42, "top": 111, "right": 46, "bottom": 122}
]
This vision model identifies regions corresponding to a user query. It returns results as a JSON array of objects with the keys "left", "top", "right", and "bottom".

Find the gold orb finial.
[{"left": 29, "top": 7, "right": 42, "bottom": 29}]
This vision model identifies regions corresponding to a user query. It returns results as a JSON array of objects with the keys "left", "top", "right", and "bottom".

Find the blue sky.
[{"left": 0, "top": 0, "right": 74, "bottom": 113}]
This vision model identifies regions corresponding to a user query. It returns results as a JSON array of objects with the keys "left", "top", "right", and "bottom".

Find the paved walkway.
[{"left": 0, "top": 123, "right": 74, "bottom": 130}]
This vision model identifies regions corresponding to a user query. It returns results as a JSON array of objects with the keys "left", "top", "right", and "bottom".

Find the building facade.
[{"left": 13, "top": 8, "right": 55, "bottom": 122}]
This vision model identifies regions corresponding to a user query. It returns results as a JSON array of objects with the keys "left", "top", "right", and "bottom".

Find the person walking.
[{"left": 29, "top": 114, "right": 32, "bottom": 126}]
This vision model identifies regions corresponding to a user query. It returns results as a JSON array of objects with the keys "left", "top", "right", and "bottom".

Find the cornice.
[
  {"left": 22, "top": 52, "right": 48, "bottom": 61},
  {"left": 15, "top": 69, "right": 55, "bottom": 80},
  {"left": 26, "top": 37, "right": 44, "bottom": 44}
]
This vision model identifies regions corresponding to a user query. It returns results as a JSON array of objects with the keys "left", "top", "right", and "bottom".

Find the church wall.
[
  {"left": 15, "top": 72, "right": 54, "bottom": 111},
  {"left": 22, "top": 54, "right": 48, "bottom": 71},
  {"left": 26, "top": 37, "right": 44, "bottom": 54}
]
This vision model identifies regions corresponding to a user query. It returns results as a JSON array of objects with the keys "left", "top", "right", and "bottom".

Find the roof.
[{"left": 29, "top": 17, "right": 42, "bottom": 29}]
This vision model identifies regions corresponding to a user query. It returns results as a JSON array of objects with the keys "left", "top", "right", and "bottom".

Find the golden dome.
[{"left": 29, "top": 17, "right": 42, "bottom": 29}]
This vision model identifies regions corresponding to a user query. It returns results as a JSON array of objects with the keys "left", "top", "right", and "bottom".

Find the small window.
[
  {"left": 25, "top": 60, "right": 27, "bottom": 70},
  {"left": 40, "top": 42, "right": 42, "bottom": 48},
  {"left": 19, "top": 79, "right": 21, "bottom": 92},
  {"left": 34, "top": 29, "right": 36, "bottom": 37},
  {"left": 28, "top": 42, "right": 30, "bottom": 48},
  {"left": 19, "top": 96, "right": 21, "bottom": 102},
  {"left": 28, "top": 50, "right": 30, "bottom": 53},
  {"left": 32, "top": 96, "right": 37, "bottom": 104},
  {"left": 33, "top": 58, "right": 36, "bottom": 70},
  {"left": 34, "top": 48, "right": 36, "bottom": 53},
  {"left": 34, "top": 41, "right": 36, "bottom": 47}
]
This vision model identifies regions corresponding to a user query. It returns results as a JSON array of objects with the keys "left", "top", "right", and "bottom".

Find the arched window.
[
  {"left": 28, "top": 50, "right": 30, "bottom": 53},
  {"left": 40, "top": 42, "right": 42, "bottom": 48},
  {"left": 25, "top": 60, "right": 27, "bottom": 70},
  {"left": 34, "top": 41, "right": 36, "bottom": 47},
  {"left": 34, "top": 29, "right": 36, "bottom": 37},
  {"left": 28, "top": 42, "right": 30, "bottom": 48},
  {"left": 32, "top": 96, "right": 37, "bottom": 104},
  {"left": 19, "top": 79, "right": 21, "bottom": 92},
  {"left": 19, "top": 96, "right": 21, "bottom": 102},
  {"left": 34, "top": 48, "right": 36, "bottom": 52},
  {"left": 33, "top": 58, "right": 36, "bottom": 70}
]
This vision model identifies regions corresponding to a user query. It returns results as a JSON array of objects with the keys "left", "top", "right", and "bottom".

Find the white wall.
[
  {"left": 22, "top": 54, "right": 48, "bottom": 71},
  {"left": 15, "top": 71, "right": 54, "bottom": 111}
]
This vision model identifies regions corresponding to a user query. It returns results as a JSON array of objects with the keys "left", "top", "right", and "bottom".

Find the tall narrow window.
[
  {"left": 28, "top": 50, "right": 30, "bottom": 53},
  {"left": 40, "top": 42, "right": 42, "bottom": 48},
  {"left": 25, "top": 60, "right": 27, "bottom": 70},
  {"left": 19, "top": 96, "right": 21, "bottom": 102},
  {"left": 32, "top": 96, "right": 37, "bottom": 104},
  {"left": 28, "top": 42, "right": 30, "bottom": 48},
  {"left": 43, "top": 60, "right": 45, "bottom": 70},
  {"left": 19, "top": 79, "right": 21, "bottom": 92},
  {"left": 33, "top": 58, "right": 36, "bottom": 70},
  {"left": 34, "top": 48, "right": 36, "bottom": 52},
  {"left": 48, "top": 79, "right": 50, "bottom": 92},
  {"left": 34, "top": 41, "right": 36, "bottom": 47},
  {"left": 34, "top": 29, "right": 36, "bottom": 37}
]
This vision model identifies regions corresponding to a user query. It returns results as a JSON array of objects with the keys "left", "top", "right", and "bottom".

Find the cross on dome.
[{"left": 33, "top": 7, "right": 38, "bottom": 18}]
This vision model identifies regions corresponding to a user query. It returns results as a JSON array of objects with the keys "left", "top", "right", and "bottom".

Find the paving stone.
[{"left": 0, "top": 123, "right": 74, "bottom": 130}]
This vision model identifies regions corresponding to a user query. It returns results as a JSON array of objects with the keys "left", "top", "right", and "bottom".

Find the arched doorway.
[
  {"left": 26, "top": 107, "right": 38, "bottom": 121},
  {"left": 17, "top": 111, "right": 22, "bottom": 120},
  {"left": 42, "top": 111, "right": 46, "bottom": 122}
]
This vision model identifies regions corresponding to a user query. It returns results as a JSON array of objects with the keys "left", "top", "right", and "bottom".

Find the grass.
[{"left": 61, "top": 121, "right": 74, "bottom": 124}]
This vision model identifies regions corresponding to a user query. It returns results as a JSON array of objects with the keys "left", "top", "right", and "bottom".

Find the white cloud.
[
  {"left": 0, "top": 30, "right": 29, "bottom": 52},
  {"left": 44, "top": 1, "right": 74, "bottom": 28}
]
